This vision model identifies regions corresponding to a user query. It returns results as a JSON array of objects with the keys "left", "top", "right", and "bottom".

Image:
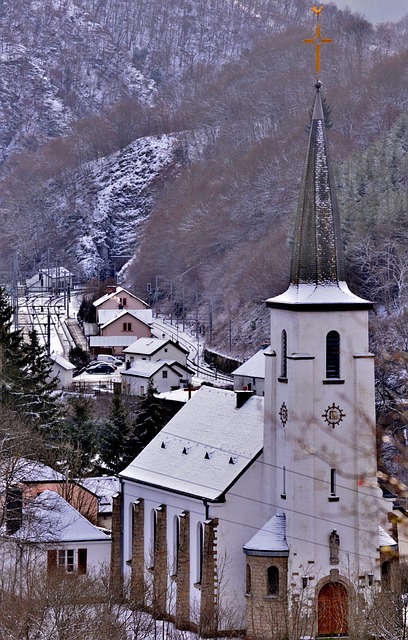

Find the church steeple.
[{"left": 290, "top": 81, "right": 345, "bottom": 286}]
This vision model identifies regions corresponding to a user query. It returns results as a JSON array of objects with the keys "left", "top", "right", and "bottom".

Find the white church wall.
[{"left": 265, "top": 304, "right": 385, "bottom": 587}]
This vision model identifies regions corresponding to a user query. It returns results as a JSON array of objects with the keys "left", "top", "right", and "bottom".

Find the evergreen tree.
[
  {"left": 0, "top": 288, "right": 61, "bottom": 435},
  {"left": 132, "top": 381, "right": 173, "bottom": 456},
  {"left": 98, "top": 391, "right": 133, "bottom": 474},
  {"left": 63, "top": 395, "right": 97, "bottom": 473}
]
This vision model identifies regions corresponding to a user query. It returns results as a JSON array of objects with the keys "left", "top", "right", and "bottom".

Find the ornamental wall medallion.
[
  {"left": 322, "top": 402, "right": 345, "bottom": 428},
  {"left": 279, "top": 402, "right": 288, "bottom": 426}
]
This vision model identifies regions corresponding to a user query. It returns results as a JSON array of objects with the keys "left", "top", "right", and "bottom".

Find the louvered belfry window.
[{"left": 326, "top": 331, "right": 340, "bottom": 378}]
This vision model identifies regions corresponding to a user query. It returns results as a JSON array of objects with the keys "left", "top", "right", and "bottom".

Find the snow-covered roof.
[
  {"left": 80, "top": 477, "right": 120, "bottom": 514},
  {"left": 120, "top": 386, "right": 264, "bottom": 500},
  {"left": 243, "top": 514, "right": 289, "bottom": 556},
  {"left": 39, "top": 267, "right": 73, "bottom": 278},
  {"left": 124, "top": 337, "right": 189, "bottom": 356},
  {"left": 97, "top": 308, "right": 153, "bottom": 326},
  {"left": 100, "top": 309, "right": 151, "bottom": 330},
  {"left": 50, "top": 353, "right": 76, "bottom": 371},
  {"left": 232, "top": 348, "right": 267, "bottom": 379},
  {"left": 379, "top": 525, "right": 397, "bottom": 549},
  {"left": 267, "top": 282, "right": 372, "bottom": 307},
  {"left": 121, "top": 359, "right": 180, "bottom": 379},
  {"left": 11, "top": 490, "right": 111, "bottom": 543},
  {"left": 0, "top": 459, "right": 64, "bottom": 487},
  {"left": 155, "top": 388, "right": 198, "bottom": 403},
  {"left": 89, "top": 336, "right": 136, "bottom": 348},
  {"left": 93, "top": 286, "right": 148, "bottom": 308}
]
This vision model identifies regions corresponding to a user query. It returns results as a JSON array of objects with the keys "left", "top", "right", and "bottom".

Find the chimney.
[
  {"left": 235, "top": 390, "right": 254, "bottom": 409},
  {"left": 106, "top": 285, "right": 117, "bottom": 294}
]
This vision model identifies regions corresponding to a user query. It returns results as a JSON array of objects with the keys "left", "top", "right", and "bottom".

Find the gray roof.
[
  {"left": 0, "top": 459, "right": 64, "bottom": 487},
  {"left": 89, "top": 336, "right": 136, "bottom": 348},
  {"left": 120, "top": 386, "right": 264, "bottom": 500},
  {"left": 290, "top": 83, "right": 345, "bottom": 286},
  {"left": 11, "top": 490, "right": 111, "bottom": 543},
  {"left": 244, "top": 514, "right": 289, "bottom": 556},
  {"left": 50, "top": 354, "right": 75, "bottom": 371},
  {"left": 80, "top": 477, "right": 120, "bottom": 514},
  {"left": 232, "top": 348, "right": 266, "bottom": 379}
]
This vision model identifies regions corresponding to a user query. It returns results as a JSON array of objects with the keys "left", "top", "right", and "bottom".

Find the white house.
[
  {"left": 121, "top": 359, "right": 192, "bottom": 396},
  {"left": 123, "top": 337, "right": 189, "bottom": 368},
  {"left": 113, "top": 78, "right": 396, "bottom": 637},
  {"left": 49, "top": 353, "right": 76, "bottom": 388},
  {"left": 232, "top": 347, "right": 266, "bottom": 396},
  {"left": 1, "top": 490, "right": 111, "bottom": 592}
]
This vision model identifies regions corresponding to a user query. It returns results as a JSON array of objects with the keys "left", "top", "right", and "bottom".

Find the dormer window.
[{"left": 326, "top": 331, "right": 340, "bottom": 378}]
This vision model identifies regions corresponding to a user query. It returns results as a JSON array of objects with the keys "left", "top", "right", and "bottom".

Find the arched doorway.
[{"left": 318, "top": 581, "right": 348, "bottom": 636}]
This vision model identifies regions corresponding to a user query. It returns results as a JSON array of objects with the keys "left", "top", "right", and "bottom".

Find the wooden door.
[{"left": 318, "top": 582, "right": 348, "bottom": 636}]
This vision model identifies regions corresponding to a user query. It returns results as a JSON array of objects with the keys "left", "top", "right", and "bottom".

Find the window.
[
  {"left": 162, "top": 370, "right": 168, "bottom": 379},
  {"left": 267, "top": 566, "right": 279, "bottom": 596},
  {"left": 281, "top": 466, "right": 286, "bottom": 499},
  {"left": 58, "top": 549, "right": 74, "bottom": 572},
  {"left": 122, "top": 322, "right": 132, "bottom": 332},
  {"left": 246, "top": 564, "right": 252, "bottom": 595},
  {"left": 173, "top": 516, "right": 180, "bottom": 576},
  {"left": 326, "top": 331, "right": 340, "bottom": 378},
  {"left": 280, "top": 330, "right": 288, "bottom": 379},
  {"left": 197, "top": 522, "right": 204, "bottom": 584},
  {"left": 330, "top": 469, "right": 336, "bottom": 496},
  {"left": 150, "top": 509, "right": 158, "bottom": 568},
  {"left": 120, "top": 297, "right": 127, "bottom": 307},
  {"left": 50, "top": 549, "right": 87, "bottom": 574}
]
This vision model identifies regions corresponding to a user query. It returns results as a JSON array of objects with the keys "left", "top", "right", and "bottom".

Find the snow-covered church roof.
[
  {"left": 119, "top": 386, "right": 264, "bottom": 501},
  {"left": 243, "top": 514, "right": 289, "bottom": 556}
]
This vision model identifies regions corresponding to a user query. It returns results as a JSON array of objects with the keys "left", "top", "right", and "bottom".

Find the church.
[{"left": 111, "top": 26, "right": 398, "bottom": 640}]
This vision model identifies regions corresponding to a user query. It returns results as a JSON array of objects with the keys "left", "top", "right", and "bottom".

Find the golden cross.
[{"left": 304, "top": 5, "right": 332, "bottom": 79}]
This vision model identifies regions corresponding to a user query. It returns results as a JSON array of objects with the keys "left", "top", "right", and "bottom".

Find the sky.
[{"left": 332, "top": 0, "right": 408, "bottom": 24}]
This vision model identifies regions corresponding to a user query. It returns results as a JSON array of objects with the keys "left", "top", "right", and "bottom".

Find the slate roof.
[
  {"left": 243, "top": 514, "right": 289, "bottom": 556},
  {"left": 120, "top": 386, "right": 264, "bottom": 500},
  {"left": 80, "top": 477, "right": 120, "bottom": 514},
  {"left": 11, "top": 490, "right": 111, "bottom": 543},
  {"left": 0, "top": 459, "right": 64, "bottom": 488},
  {"left": 232, "top": 348, "right": 266, "bottom": 379}
]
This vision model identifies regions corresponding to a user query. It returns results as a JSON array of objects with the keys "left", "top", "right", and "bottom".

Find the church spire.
[{"left": 290, "top": 80, "right": 345, "bottom": 286}]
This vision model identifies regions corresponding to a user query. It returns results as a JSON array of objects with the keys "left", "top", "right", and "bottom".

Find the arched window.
[
  {"left": 280, "top": 330, "right": 288, "bottom": 378},
  {"left": 173, "top": 515, "right": 180, "bottom": 576},
  {"left": 150, "top": 509, "right": 157, "bottom": 568},
  {"left": 267, "top": 566, "right": 279, "bottom": 596},
  {"left": 197, "top": 522, "right": 204, "bottom": 584},
  {"left": 246, "top": 564, "right": 252, "bottom": 595},
  {"left": 326, "top": 331, "right": 340, "bottom": 378}
]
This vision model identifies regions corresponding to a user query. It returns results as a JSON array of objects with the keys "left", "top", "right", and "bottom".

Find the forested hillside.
[{"left": 1, "top": 0, "right": 408, "bottom": 356}]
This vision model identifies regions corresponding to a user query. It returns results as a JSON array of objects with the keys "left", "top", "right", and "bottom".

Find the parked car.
[
  {"left": 85, "top": 363, "right": 116, "bottom": 375},
  {"left": 97, "top": 354, "right": 123, "bottom": 367}
]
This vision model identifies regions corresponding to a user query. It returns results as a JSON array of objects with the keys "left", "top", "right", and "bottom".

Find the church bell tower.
[{"left": 261, "top": 10, "right": 386, "bottom": 635}]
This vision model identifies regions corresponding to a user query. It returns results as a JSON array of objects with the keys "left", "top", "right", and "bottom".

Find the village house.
[
  {"left": 232, "top": 347, "right": 266, "bottom": 396},
  {"left": 123, "top": 337, "right": 189, "bottom": 368},
  {"left": 121, "top": 359, "right": 192, "bottom": 396}
]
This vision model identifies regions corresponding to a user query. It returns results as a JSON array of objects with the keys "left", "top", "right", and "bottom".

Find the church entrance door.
[{"left": 317, "top": 582, "right": 348, "bottom": 636}]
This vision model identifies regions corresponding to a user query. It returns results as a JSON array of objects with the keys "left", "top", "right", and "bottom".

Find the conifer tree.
[
  {"left": 98, "top": 390, "right": 133, "bottom": 474},
  {"left": 0, "top": 288, "right": 61, "bottom": 435},
  {"left": 132, "top": 381, "right": 173, "bottom": 456}
]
